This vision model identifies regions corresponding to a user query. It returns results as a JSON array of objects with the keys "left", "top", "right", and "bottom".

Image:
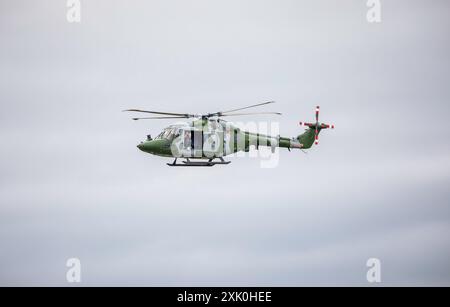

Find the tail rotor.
[{"left": 299, "top": 106, "right": 334, "bottom": 146}]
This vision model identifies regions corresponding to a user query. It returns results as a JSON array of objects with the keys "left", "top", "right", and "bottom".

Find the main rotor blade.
[
  {"left": 218, "top": 101, "right": 275, "bottom": 115},
  {"left": 124, "top": 109, "right": 191, "bottom": 117},
  {"left": 132, "top": 116, "right": 190, "bottom": 121},
  {"left": 219, "top": 112, "right": 282, "bottom": 117}
]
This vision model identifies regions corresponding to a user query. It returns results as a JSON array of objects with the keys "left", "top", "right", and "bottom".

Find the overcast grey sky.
[{"left": 1, "top": 0, "right": 449, "bottom": 286}]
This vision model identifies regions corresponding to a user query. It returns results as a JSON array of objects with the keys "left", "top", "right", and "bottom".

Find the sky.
[{"left": 0, "top": 0, "right": 449, "bottom": 286}]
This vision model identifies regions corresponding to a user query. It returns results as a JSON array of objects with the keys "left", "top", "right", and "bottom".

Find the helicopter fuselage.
[{"left": 136, "top": 118, "right": 315, "bottom": 159}]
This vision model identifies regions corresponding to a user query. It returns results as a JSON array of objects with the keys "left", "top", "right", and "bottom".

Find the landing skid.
[{"left": 167, "top": 158, "right": 231, "bottom": 167}]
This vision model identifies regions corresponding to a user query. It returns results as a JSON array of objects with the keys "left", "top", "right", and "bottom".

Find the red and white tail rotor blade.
[
  {"left": 314, "top": 128, "right": 319, "bottom": 145},
  {"left": 321, "top": 123, "right": 335, "bottom": 129},
  {"left": 299, "top": 122, "right": 315, "bottom": 127}
]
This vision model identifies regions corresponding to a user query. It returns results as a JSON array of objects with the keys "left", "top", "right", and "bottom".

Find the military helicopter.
[{"left": 124, "top": 101, "right": 334, "bottom": 166}]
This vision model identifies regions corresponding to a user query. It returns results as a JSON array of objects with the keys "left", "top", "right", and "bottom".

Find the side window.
[
  {"left": 183, "top": 130, "right": 191, "bottom": 149},
  {"left": 193, "top": 131, "right": 203, "bottom": 150},
  {"left": 204, "top": 133, "right": 217, "bottom": 150}
]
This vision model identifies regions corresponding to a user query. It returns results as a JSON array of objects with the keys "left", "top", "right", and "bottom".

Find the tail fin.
[
  {"left": 297, "top": 128, "right": 316, "bottom": 149},
  {"left": 297, "top": 106, "right": 334, "bottom": 149}
]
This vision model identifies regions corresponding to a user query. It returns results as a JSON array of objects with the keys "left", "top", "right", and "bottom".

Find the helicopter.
[{"left": 124, "top": 101, "right": 334, "bottom": 166}]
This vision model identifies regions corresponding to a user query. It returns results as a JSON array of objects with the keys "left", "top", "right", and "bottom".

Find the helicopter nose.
[{"left": 136, "top": 140, "right": 158, "bottom": 154}]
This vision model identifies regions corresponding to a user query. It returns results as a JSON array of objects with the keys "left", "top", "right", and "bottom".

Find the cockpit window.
[
  {"left": 162, "top": 130, "right": 171, "bottom": 139},
  {"left": 156, "top": 131, "right": 164, "bottom": 139},
  {"left": 155, "top": 128, "right": 180, "bottom": 141}
]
